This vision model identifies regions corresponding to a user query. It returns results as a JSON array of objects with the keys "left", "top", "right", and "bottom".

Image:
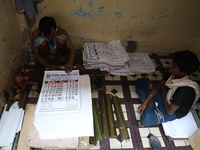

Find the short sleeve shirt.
[{"left": 162, "top": 72, "right": 196, "bottom": 118}]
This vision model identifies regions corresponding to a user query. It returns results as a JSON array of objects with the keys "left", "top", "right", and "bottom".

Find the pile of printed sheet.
[{"left": 83, "top": 40, "right": 155, "bottom": 76}]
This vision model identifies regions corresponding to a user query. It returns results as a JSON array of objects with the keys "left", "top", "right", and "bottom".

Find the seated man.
[
  {"left": 135, "top": 50, "right": 200, "bottom": 126},
  {"left": 31, "top": 16, "right": 76, "bottom": 73}
]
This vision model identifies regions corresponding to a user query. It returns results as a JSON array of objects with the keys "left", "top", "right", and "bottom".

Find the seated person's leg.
[
  {"left": 141, "top": 94, "right": 176, "bottom": 126},
  {"left": 34, "top": 36, "right": 50, "bottom": 62},
  {"left": 140, "top": 104, "right": 160, "bottom": 126},
  {"left": 56, "top": 35, "right": 69, "bottom": 63},
  {"left": 135, "top": 78, "right": 153, "bottom": 102},
  {"left": 38, "top": 41, "right": 50, "bottom": 62}
]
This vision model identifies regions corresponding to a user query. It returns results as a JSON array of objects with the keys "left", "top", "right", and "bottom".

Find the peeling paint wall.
[
  {"left": 0, "top": 0, "right": 199, "bottom": 109},
  {"left": 0, "top": 0, "right": 27, "bottom": 110},
  {"left": 25, "top": 0, "right": 200, "bottom": 56}
]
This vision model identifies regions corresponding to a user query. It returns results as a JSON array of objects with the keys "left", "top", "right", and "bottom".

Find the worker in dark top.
[{"left": 135, "top": 50, "right": 200, "bottom": 126}]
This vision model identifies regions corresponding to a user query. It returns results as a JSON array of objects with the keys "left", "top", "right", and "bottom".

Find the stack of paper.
[
  {"left": 31, "top": 71, "right": 94, "bottom": 141},
  {"left": 83, "top": 40, "right": 132, "bottom": 76},
  {"left": 35, "top": 70, "right": 80, "bottom": 116},
  {"left": 129, "top": 53, "right": 155, "bottom": 73},
  {"left": 83, "top": 40, "right": 155, "bottom": 76},
  {"left": 0, "top": 104, "right": 24, "bottom": 150},
  {"left": 162, "top": 111, "right": 198, "bottom": 138}
]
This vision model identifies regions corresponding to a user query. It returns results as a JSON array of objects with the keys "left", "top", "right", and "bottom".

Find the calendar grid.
[{"left": 35, "top": 70, "right": 80, "bottom": 115}]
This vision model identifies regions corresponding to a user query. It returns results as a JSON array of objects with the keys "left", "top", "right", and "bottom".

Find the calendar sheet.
[{"left": 35, "top": 70, "right": 80, "bottom": 115}]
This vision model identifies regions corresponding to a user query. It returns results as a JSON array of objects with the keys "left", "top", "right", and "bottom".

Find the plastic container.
[
  {"left": 147, "top": 133, "right": 162, "bottom": 150},
  {"left": 14, "top": 73, "right": 25, "bottom": 89},
  {"left": 27, "top": 43, "right": 34, "bottom": 60}
]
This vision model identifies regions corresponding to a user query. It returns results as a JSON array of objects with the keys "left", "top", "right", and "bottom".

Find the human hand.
[
  {"left": 65, "top": 63, "right": 73, "bottom": 73},
  {"left": 138, "top": 103, "right": 147, "bottom": 114}
]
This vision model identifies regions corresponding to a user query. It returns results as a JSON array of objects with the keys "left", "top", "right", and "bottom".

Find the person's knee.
[
  {"left": 140, "top": 113, "right": 151, "bottom": 126},
  {"left": 135, "top": 78, "right": 143, "bottom": 88},
  {"left": 38, "top": 41, "right": 49, "bottom": 56},
  {"left": 38, "top": 40, "right": 48, "bottom": 48},
  {"left": 57, "top": 38, "right": 65, "bottom": 46}
]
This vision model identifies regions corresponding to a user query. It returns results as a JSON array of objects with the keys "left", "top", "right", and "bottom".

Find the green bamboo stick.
[
  {"left": 105, "top": 94, "right": 117, "bottom": 138},
  {"left": 101, "top": 98, "right": 109, "bottom": 136},
  {"left": 92, "top": 98, "right": 103, "bottom": 142},
  {"left": 112, "top": 95, "right": 129, "bottom": 140}
]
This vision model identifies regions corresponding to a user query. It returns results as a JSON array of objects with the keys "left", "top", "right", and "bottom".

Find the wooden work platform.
[
  {"left": 17, "top": 105, "right": 89, "bottom": 150},
  {"left": 17, "top": 73, "right": 93, "bottom": 149}
]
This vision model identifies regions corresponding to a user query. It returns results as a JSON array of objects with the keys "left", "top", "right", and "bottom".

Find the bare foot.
[{"left": 138, "top": 121, "right": 145, "bottom": 127}]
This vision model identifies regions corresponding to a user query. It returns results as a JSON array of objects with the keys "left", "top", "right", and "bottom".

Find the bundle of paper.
[
  {"left": 31, "top": 72, "right": 93, "bottom": 141},
  {"left": 128, "top": 53, "right": 155, "bottom": 73},
  {"left": 83, "top": 40, "right": 132, "bottom": 76},
  {"left": 35, "top": 70, "right": 80, "bottom": 116},
  {"left": 83, "top": 40, "right": 155, "bottom": 76},
  {"left": 0, "top": 104, "right": 24, "bottom": 150}
]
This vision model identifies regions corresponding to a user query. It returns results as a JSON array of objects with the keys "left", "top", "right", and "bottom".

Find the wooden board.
[{"left": 17, "top": 105, "right": 89, "bottom": 150}]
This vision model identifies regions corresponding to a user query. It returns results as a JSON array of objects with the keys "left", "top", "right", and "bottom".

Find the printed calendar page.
[{"left": 35, "top": 70, "right": 80, "bottom": 115}]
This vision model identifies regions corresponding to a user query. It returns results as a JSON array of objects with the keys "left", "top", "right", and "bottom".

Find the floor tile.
[
  {"left": 184, "top": 139, "right": 190, "bottom": 146},
  {"left": 135, "top": 111, "right": 141, "bottom": 120},
  {"left": 105, "top": 85, "right": 114, "bottom": 91},
  {"left": 149, "top": 127, "right": 162, "bottom": 137},
  {"left": 31, "top": 84, "right": 38, "bottom": 90},
  {"left": 127, "top": 128, "right": 131, "bottom": 137},
  {"left": 174, "top": 139, "right": 187, "bottom": 147},
  {"left": 160, "top": 58, "right": 172, "bottom": 68},
  {"left": 123, "top": 112, "right": 128, "bottom": 121},
  {"left": 130, "top": 91, "right": 139, "bottom": 98},
  {"left": 115, "top": 92, "right": 124, "bottom": 98},
  {"left": 28, "top": 90, "right": 39, "bottom": 97},
  {"left": 92, "top": 91, "right": 98, "bottom": 98},
  {"left": 105, "top": 75, "right": 113, "bottom": 81},
  {"left": 112, "top": 76, "right": 121, "bottom": 81},
  {"left": 127, "top": 75, "right": 135, "bottom": 81},
  {"left": 151, "top": 59, "right": 157, "bottom": 67},
  {"left": 120, "top": 104, "right": 126, "bottom": 112},
  {"left": 157, "top": 136, "right": 166, "bottom": 147},
  {"left": 121, "top": 139, "right": 134, "bottom": 149},
  {"left": 127, "top": 74, "right": 142, "bottom": 81},
  {"left": 133, "top": 104, "right": 141, "bottom": 111},
  {"left": 139, "top": 128, "right": 150, "bottom": 138},
  {"left": 113, "top": 85, "right": 123, "bottom": 92},
  {"left": 104, "top": 75, "right": 121, "bottom": 81},
  {"left": 110, "top": 139, "right": 122, "bottom": 149},
  {"left": 89, "top": 141, "right": 100, "bottom": 149},
  {"left": 141, "top": 137, "right": 150, "bottom": 148},
  {"left": 129, "top": 85, "right": 136, "bottom": 92}
]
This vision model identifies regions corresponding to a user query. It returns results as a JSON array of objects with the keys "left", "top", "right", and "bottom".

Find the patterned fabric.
[
  {"left": 34, "top": 34, "right": 66, "bottom": 55},
  {"left": 15, "top": 0, "right": 43, "bottom": 19}
]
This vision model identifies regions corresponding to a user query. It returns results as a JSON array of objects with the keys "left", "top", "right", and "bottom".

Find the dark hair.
[
  {"left": 39, "top": 16, "right": 56, "bottom": 36},
  {"left": 173, "top": 50, "right": 199, "bottom": 75}
]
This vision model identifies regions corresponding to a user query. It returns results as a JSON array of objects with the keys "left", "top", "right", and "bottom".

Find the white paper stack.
[
  {"left": 83, "top": 40, "right": 155, "bottom": 76},
  {"left": 35, "top": 70, "right": 80, "bottom": 116},
  {"left": 128, "top": 53, "right": 155, "bottom": 73},
  {"left": 0, "top": 104, "right": 24, "bottom": 150},
  {"left": 83, "top": 40, "right": 132, "bottom": 76},
  {"left": 32, "top": 71, "right": 94, "bottom": 140},
  {"left": 162, "top": 111, "right": 198, "bottom": 138}
]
